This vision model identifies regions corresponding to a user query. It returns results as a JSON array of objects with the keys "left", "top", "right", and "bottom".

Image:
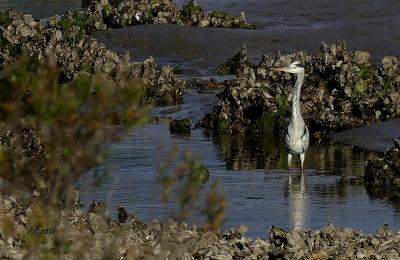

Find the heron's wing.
[
  {"left": 300, "top": 126, "right": 310, "bottom": 152},
  {"left": 284, "top": 123, "right": 291, "bottom": 150}
]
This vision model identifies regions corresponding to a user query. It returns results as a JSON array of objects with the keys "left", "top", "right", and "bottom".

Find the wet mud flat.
[
  {"left": 93, "top": 23, "right": 400, "bottom": 77},
  {"left": 0, "top": 0, "right": 82, "bottom": 19},
  {"left": 93, "top": 0, "right": 400, "bottom": 77},
  {"left": 334, "top": 119, "right": 400, "bottom": 152}
]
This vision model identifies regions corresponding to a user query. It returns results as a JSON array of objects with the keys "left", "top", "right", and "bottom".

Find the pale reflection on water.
[{"left": 287, "top": 174, "right": 306, "bottom": 230}]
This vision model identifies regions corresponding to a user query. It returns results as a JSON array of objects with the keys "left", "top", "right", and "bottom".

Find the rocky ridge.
[
  {"left": 365, "top": 137, "right": 400, "bottom": 199},
  {"left": 83, "top": 0, "right": 255, "bottom": 29},
  {"left": 1, "top": 193, "right": 400, "bottom": 259},
  {"left": 200, "top": 42, "right": 400, "bottom": 140},
  {"left": 0, "top": 9, "right": 183, "bottom": 105}
]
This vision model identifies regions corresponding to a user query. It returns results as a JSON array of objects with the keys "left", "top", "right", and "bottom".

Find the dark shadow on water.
[{"left": 205, "top": 128, "right": 369, "bottom": 176}]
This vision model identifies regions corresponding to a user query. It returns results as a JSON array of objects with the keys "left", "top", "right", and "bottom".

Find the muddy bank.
[
  {"left": 199, "top": 42, "right": 400, "bottom": 140},
  {"left": 0, "top": 0, "right": 82, "bottom": 19},
  {"left": 333, "top": 119, "right": 400, "bottom": 152},
  {"left": 1, "top": 192, "right": 400, "bottom": 259},
  {"left": 89, "top": 0, "right": 400, "bottom": 78}
]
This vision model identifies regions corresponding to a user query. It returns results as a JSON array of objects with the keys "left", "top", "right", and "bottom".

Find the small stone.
[
  {"left": 308, "top": 250, "right": 328, "bottom": 260},
  {"left": 393, "top": 138, "right": 400, "bottom": 149},
  {"left": 344, "top": 86, "right": 352, "bottom": 97},
  {"left": 355, "top": 51, "right": 370, "bottom": 64},
  {"left": 117, "top": 205, "right": 128, "bottom": 223},
  {"left": 152, "top": 243, "right": 161, "bottom": 256},
  {"left": 374, "top": 110, "right": 381, "bottom": 119},
  {"left": 356, "top": 248, "right": 366, "bottom": 258},
  {"left": 371, "top": 237, "right": 380, "bottom": 248},
  {"left": 214, "top": 254, "right": 232, "bottom": 260},
  {"left": 237, "top": 225, "right": 248, "bottom": 235},
  {"left": 199, "top": 19, "right": 210, "bottom": 27}
]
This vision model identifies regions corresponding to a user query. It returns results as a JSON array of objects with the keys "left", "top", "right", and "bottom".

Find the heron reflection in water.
[
  {"left": 273, "top": 62, "right": 310, "bottom": 174},
  {"left": 287, "top": 173, "right": 306, "bottom": 230}
]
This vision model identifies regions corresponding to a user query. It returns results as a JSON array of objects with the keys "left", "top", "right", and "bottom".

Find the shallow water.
[
  {"left": 77, "top": 90, "right": 400, "bottom": 238},
  {"left": 3, "top": 0, "right": 400, "bottom": 238}
]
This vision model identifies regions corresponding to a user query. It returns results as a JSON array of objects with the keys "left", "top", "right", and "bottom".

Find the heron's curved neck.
[{"left": 292, "top": 72, "right": 304, "bottom": 122}]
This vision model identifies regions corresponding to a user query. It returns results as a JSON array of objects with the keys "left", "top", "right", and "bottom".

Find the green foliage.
[
  {"left": 0, "top": 33, "right": 23, "bottom": 61},
  {"left": 151, "top": 0, "right": 161, "bottom": 5},
  {"left": 216, "top": 63, "right": 231, "bottom": 76},
  {"left": 203, "top": 181, "right": 226, "bottom": 231},
  {"left": 59, "top": 11, "right": 96, "bottom": 40},
  {"left": 319, "top": 79, "right": 329, "bottom": 94},
  {"left": 0, "top": 10, "right": 12, "bottom": 27},
  {"left": 277, "top": 140, "right": 289, "bottom": 169},
  {"left": 259, "top": 112, "right": 275, "bottom": 134},
  {"left": 218, "top": 117, "right": 229, "bottom": 132},
  {"left": 180, "top": 0, "right": 203, "bottom": 22},
  {"left": 352, "top": 79, "right": 374, "bottom": 99},
  {"left": 378, "top": 79, "right": 395, "bottom": 98},
  {"left": 354, "top": 80, "right": 366, "bottom": 95},
  {"left": 159, "top": 149, "right": 224, "bottom": 228},
  {"left": 0, "top": 54, "right": 146, "bottom": 202},
  {"left": 358, "top": 65, "right": 374, "bottom": 80},
  {"left": 275, "top": 93, "right": 289, "bottom": 116},
  {"left": 260, "top": 83, "right": 267, "bottom": 90},
  {"left": 101, "top": 4, "right": 112, "bottom": 18},
  {"left": 210, "top": 10, "right": 234, "bottom": 20},
  {"left": 217, "top": 45, "right": 247, "bottom": 75}
]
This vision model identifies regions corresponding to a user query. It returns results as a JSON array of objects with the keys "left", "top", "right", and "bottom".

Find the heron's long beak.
[{"left": 272, "top": 67, "right": 289, "bottom": 72}]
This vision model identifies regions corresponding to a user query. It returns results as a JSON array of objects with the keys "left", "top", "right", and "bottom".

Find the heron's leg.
[
  {"left": 287, "top": 153, "right": 292, "bottom": 174},
  {"left": 300, "top": 153, "right": 305, "bottom": 175}
]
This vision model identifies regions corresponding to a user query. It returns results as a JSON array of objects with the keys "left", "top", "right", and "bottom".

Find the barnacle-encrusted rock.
[
  {"left": 1, "top": 193, "right": 400, "bottom": 259},
  {"left": 200, "top": 41, "right": 400, "bottom": 139},
  {"left": 365, "top": 137, "right": 400, "bottom": 198},
  {"left": 217, "top": 44, "right": 249, "bottom": 76},
  {"left": 169, "top": 118, "right": 191, "bottom": 135},
  {"left": 83, "top": 0, "right": 255, "bottom": 29},
  {"left": 0, "top": 9, "right": 183, "bottom": 105},
  {"left": 0, "top": 0, "right": 256, "bottom": 106}
]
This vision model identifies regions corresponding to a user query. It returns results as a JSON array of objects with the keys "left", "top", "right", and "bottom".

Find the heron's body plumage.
[{"left": 285, "top": 121, "right": 309, "bottom": 155}]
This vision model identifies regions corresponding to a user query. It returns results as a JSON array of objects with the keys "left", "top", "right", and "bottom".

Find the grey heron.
[{"left": 273, "top": 61, "right": 310, "bottom": 174}]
